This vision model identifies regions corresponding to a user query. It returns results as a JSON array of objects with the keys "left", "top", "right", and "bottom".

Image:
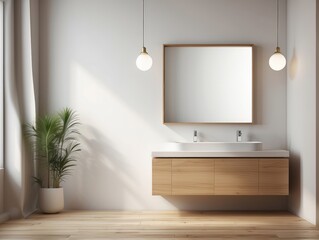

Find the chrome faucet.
[
  {"left": 237, "top": 130, "right": 242, "bottom": 142},
  {"left": 193, "top": 130, "right": 198, "bottom": 142}
]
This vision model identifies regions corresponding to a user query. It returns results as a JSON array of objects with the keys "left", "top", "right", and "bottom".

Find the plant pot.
[{"left": 39, "top": 188, "right": 64, "bottom": 213}]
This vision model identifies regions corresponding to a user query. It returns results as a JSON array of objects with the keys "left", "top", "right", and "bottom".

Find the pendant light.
[
  {"left": 269, "top": 0, "right": 286, "bottom": 71},
  {"left": 136, "top": 0, "right": 152, "bottom": 71}
]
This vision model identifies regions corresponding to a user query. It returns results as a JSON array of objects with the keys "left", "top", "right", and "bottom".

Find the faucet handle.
[
  {"left": 237, "top": 130, "right": 242, "bottom": 142},
  {"left": 193, "top": 130, "right": 198, "bottom": 142}
]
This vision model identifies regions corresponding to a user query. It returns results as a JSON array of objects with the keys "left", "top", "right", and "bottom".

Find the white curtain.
[{"left": 4, "top": 0, "right": 39, "bottom": 218}]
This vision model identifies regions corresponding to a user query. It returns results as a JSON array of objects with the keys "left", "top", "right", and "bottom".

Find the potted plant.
[{"left": 25, "top": 108, "right": 81, "bottom": 213}]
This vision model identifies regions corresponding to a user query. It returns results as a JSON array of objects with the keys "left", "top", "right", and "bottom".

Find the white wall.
[
  {"left": 287, "top": 0, "right": 317, "bottom": 224},
  {"left": 39, "top": 0, "right": 288, "bottom": 210}
]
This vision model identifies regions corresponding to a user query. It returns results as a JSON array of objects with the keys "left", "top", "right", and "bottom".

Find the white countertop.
[{"left": 152, "top": 150, "right": 289, "bottom": 158}]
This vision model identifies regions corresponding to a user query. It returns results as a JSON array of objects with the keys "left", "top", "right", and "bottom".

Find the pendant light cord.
[
  {"left": 143, "top": 0, "right": 145, "bottom": 47},
  {"left": 276, "top": 0, "right": 279, "bottom": 48}
]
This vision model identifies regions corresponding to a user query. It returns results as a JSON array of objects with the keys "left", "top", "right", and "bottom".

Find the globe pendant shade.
[
  {"left": 269, "top": 51, "right": 286, "bottom": 71},
  {"left": 136, "top": 49, "right": 152, "bottom": 71}
]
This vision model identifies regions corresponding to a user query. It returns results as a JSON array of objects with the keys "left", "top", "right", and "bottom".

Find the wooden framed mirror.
[{"left": 163, "top": 44, "right": 254, "bottom": 124}]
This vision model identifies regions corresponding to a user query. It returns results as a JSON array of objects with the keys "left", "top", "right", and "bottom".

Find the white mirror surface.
[{"left": 164, "top": 45, "right": 253, "bottom": 123}]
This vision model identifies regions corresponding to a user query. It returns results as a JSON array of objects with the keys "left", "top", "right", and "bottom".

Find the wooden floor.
[{"left": 0, "top": 211, "right": 317, "bottom": 239}]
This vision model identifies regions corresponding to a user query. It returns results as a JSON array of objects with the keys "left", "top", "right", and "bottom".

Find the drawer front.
[
  {"left": 259, "top": 159, "right": 289, "bottom": 195},
  {"left": 172, "top": 159, "right": 214, "bottom": 195},
  {"left": 152, "top": 159, "right": 171, "bottom": 195},
  {"left": 215, "top": 159, "right": 259, "bottom": 195}
]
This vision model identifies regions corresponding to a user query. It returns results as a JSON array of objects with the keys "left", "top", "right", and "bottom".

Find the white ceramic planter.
[{"left": 39, "top": 188, "right": 64, "bottom": 213}]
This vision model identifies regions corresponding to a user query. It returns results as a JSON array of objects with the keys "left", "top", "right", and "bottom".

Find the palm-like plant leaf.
[
  {"left": 24, "top": 108, "right": 81, "bottom": 188},
  {"left": 58, "top": 108, "right": 80, "bottom": 143},
  {"left": 50, "top": 141, "right": 81, "bottom": 187},
  {"left": 24, "top": 115, "right": 62, "bottom": 187},
  {"left": 32, "top": 177, "right": 43, "bottom": 187}
]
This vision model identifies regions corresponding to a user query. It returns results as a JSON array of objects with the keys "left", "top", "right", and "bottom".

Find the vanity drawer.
[
  {"left": 152, "top": 159, "right": 171, "bottom": 195},
  {"left": 259, "top": 159, "right": 289, "bottom": 195},
  {"left": 215, "top": 159, "right": 259, "bottom": 195},
  {"left": 172, "top": 159, "right": 214, "bottom": 195}
]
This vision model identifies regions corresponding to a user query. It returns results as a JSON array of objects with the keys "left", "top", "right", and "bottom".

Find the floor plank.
[{"left": 0, "top": 211, "right": 316, "bottom": 239}]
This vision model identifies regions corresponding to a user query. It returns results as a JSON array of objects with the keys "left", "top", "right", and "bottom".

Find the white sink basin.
[{"left": 163, "top": 141, "right": 262, "bottom": 152}]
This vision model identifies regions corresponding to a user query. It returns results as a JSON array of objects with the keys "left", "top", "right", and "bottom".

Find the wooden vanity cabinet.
[
  {"left": 259, "top": 159, "right": 289, "bottom": 195},
  {"left": 172, "top": 159, "right": 214, "bottom": 195},
  {"left": 215, "top": 159, "right": 258, "bottom": 195},
  {"left": 152, "top": 158, "right": 171, "bottom": 195},
  {"left": 152, "top": 158, "right": 289, "bottom": 196}
]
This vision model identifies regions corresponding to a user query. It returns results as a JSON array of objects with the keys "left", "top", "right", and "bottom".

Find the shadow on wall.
[
  {"left": 288, "top": 151, "right": 301, "bottom": 214},
  {"left": 64, "top": 125, "right": 147, "bottom": 210},
  {"left": 253, "top": 45, "right": 263, "bottom": 125},
  {"left": 288, "top": 47, "right": 298, "bottom": 80},
  {"left": 164, "top": 196, "right": 288, "bottom": 211}
]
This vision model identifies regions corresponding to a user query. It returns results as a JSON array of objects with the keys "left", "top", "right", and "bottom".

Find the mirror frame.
[{"left": 163, "top": 44, "right": 254, "bottom": 124}]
